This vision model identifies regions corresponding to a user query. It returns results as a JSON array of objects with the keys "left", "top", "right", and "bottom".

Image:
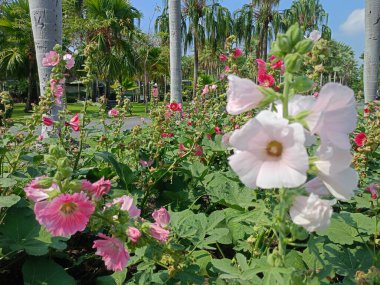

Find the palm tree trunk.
[
  {"left": 29, "top": 0, "right": 62, "bottom": 120},
  {"left": 193, "top": 35, "right": 199, "bottom": 99},
  {"left": 364, "top": 0, "right": 380, "bottom": 103},
  {"left": 168, "top": 0, "right": 182, "bottom": 103}
]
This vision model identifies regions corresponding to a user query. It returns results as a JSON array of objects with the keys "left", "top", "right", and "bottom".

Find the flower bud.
[
  {"left": 286, "top": 23, "right": 302, "bottom": 46},
  {"left": 37, "top": 177, "right": 54, "bottom": 189},
  {"left": 60, "top": 167, "right": 73, "bottom": 178},
  {"left": 295, "top": 39, "right": 313, "bottom": 54},
  {"left": 68, "top": 180, "right": 82, "bottom": 192},
  {"left": 277, "top": 34, "right": 291, "bottom": 53},
  {"left": 44, "top": 155, "right": 56, "bottom": 166},
  {"left": 284, "top": 53, "right": 303, "bottom": 73},
  {"left": 57, "top": 158, "right": 70, "bottom": 168}
]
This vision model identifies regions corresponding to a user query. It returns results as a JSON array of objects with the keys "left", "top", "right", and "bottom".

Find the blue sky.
[{"left": 130, "top": 0, "right": 365, "bottom": 60}]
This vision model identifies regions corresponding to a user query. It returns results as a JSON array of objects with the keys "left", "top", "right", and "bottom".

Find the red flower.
[
  {"left": 233, "top": 48, "right": 242, "bottom": 58},
  {"left": 194, "top": 144, "right": 203, "bottom": 157},
  {"left": 258, "top": 73, "right": 275, "bottom": 88},
  {"left": 65, "top": 113, "right": 80, "bottom": 131},
  {"left": 219, "top": 54, "right": 228, "bottom": 62},
  {"left": 169, "top": 102, "right": 179, "bottom": 112},
  {"left": 42, "top": 116, "right": 54, "bottom": 126},
  {"left": 354, "top": 133, "right": 367, "bottom": 147},
  {"left": 271, "top": 59, "right": 284, "bottom": 69},
  {"left": 214, "top": 127, "right": 222, "bottom": 134},
  {"left": 364, "top": 107, "right": 370, "bottom": 114}
]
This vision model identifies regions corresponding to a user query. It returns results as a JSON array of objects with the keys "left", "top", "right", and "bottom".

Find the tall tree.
[
  {"left": 364, "top": 0, "right": 380, "bottom": 102},
  {"left": 168, "top": 0, "right": 182, "bottom": 103},
  {"left": 29, "top": 0, "right": 62, "bottom": 120}
]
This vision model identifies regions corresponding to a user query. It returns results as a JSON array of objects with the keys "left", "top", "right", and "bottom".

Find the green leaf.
[
  {"left": 189, "top": 161, "right": 208, "bottom": 179},
  {"left": 191, "top": 250, "right": 212, "bottom": 276},
  {"left": 96, "top": 269, "right": 128, "bottom": 285},
  {"left": 0, "top": 194, "right": 20, "bottom": 208},
  {"left": 285, "top": 250, "right": 306, "bottom": 270},
  {"left": 0, "top": 177, "right": 17, "bottom": 188},
  {"left": 211, "top": 258, "right": 240, "bottom": 277},
  {"left": 22, "top": 256, "right": 75, "bottom": 285}
]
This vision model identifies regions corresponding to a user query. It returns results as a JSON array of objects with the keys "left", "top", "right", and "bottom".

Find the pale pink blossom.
[
  {"left": 110, "top": 195, "right": 140, "bottom": 217},
  {"left": 63, "top": 54, "right": 75, "bottom": 69},
  {"left": 108, "top": 108, "right": 119, "bottom": 117},
  {"left": 228, "top": 110, "right": 309, "bottom": 189},
  {"left": 256, "top": 58, "right": 267, "bottom": 72},
  {"left": 150, "top": 223, "right": 170, "bottom": 242},
  {"left": 139, "top": 159, "right": 154, "bottom": 168},
  {"left": 202, "top": 85, "right": 210, "bottom": 95},
  {"left": 127, "top": 227, "right": 141, "bottom": 243},
  {"left": 290, "top": 193, "right": 334, "bottom": 232},
  {"left": 24, "top": 177, "right": 59, "bottom": 202},
  {"left": 42, "top": 51, "right": 60, "bottom": 67},
  {"left": 34, "top": 192, "right": 95, "bottom": 237},
  {"left": 306, "top": 83, "right": 357, "bottom": 149},
  {"left": 91, "top": 177, "right": 112, "bottom": 198},
  {"left": 309, "top": 30, "right": 322, "bottom": 42},
  {"left": 93, "top": 233, "right": 129, "bottom": 271},
  {"left": 211, "top": 84, "right": 217, "bottom": 90},
  {"left": 226, "top": 75, "right": 264, "bottom": 115},
  {"left": 304, "top": 177, "right": 330, "bottom": 196},
  {"left": 152, "top": 208, "right": 170, "bottom": 227}
]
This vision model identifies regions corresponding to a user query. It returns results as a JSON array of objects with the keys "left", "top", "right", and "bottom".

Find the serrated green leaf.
[
  {"left": 0, "top": 194, "right": 20, "bottom": 208},
  {"left": 96, "top": 269, "right": 127, "bottom": 285}
]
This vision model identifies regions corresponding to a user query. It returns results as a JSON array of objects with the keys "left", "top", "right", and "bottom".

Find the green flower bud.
[
  {"left": 60, "top": 167, "right": 73, "bottom": 178},
  {"left": 295, "top": 39, "right": 313, "bottom": 54},
  {"left": 68, "top": 180, "right": 82, "bottom": 192},
  {"left": 293, "top": 76, "right": 314, "bottom": 93},
  {"left": 37, "top": 177, "right": 54, "bottom": 189},
  {"left": 57, "top": 158, "right": 70, "bottom": 168},
  {"left": 44, "top": 155, "right": 56, "bottom": 166},
  {"left": 286, "top": 23, "right": 302, "bottom": 46},
  {"left": 277, "top": 34, "right": 292, "bottom": 53},
  {"left": 284, "top": 53, "right": 303, "bottom": 73}
]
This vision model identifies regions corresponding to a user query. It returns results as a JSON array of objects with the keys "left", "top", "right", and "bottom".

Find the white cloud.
[{"left": 340, "top": 8, "right": 365, "bottom": 35}]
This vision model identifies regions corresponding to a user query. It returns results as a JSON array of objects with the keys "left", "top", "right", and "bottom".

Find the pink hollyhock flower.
[
  {"left": 42, "top": 51, "right": 60, "bottom": 67},
  {"left": 152, "top": 208, "right": 170, "bottom": 227},
  {"left": 178, "top": 143, "right": 186, "bottom": 156},
  {"left": 219, "top": 54, "right": 228, "bottom": 62},
  {"left": 313, "top": 92, "right": 319, "bottom": 98},
  {"left": 169, "top": 102, "right": 180, "bottom": 112},
  {"left": 314, "top": 145, "right": 358, "bottom": 201},
  {"left": 271, "top": 59, "right": 284, "bottom": 69},
  {"left": 364, "top": 107, "right": 370, "bottom": 114},
  {"left": 37, "top": 134, "right": 44, "bottom": 141},
  {"left": 50, "top": 79, "right": 57, "bottom": 90},
  {"left": 229, "top": 110, "right": 309, "bottom": 188},
  {"left": 187, "top": 121, "right": 192, "bottom": 126},
  {"left": 108, "top": 108, "right": 119, "bottom": 117},
  {"left": 150, "top": 223, "right": 170, "bottom": 242},
  {"left": 63, "top": 54, "right": 75, "bottom": 70},
  {"left": 93, "top": 233, "right": 129, "bottom": 271},
  {"left": 233, "top": 48, "right": 242, "bottom": 58},
  {"left": 224, "top": 66, "right": 230, "bottom": 72},
  {"left": 81, "top": 180, "right": 94, "bottom": 192},
  {"left": 366, "top": 184, "right": 379, "bottom": 199},
  {"left": 226, "top": 75, "right": 264, "bottom": 115},
  {"left": 91, "top": 177, "right": 111, "bottom": 198},
  {"left": 206, "top": 134, "right": 212, "bottom": 140},
  {"left": 42, "top": 115, "right": 54, "bottom": 126},
  {"left": 65, "top": 113, "right": 80, "bottom": 131},
  {"left": 194, "top": 144, "right": 203, "bottom": 157},
  {"left": 258, "top": 73, "right": 275, "bottom": 88},
  {"left": 34, "top": 192, "right": 95, "bottom": 237},
  {"left": 127, "top": 227, "right": 142, "bottom": 243},
  {"left": 256, "top": 58, "right": 267, "bottom": 72},
  {"left": 211, "top": 84, "right": 217, "bottom": 90},
  {"left": 110, "top": 195, "right": 140, "bottom": 217},
  {"left": 24, "top": 177, "right": 59, "bottom": 202},
  {"left": 354, "top": 133, "right": 367, "bottom": 147},
  {"left": 53, "top": 85, "right": 63, "bottom": 98},
  {"left": 309, "top": 30, "right": 322, "bottom": 42},
  {"left": 139, "top": 159, "right": 154, "bottom": 168},
  {"left": 290, "top": 193, "right": 334, "bottom": 232},
  {"left": 202, "top": 85, "right": 210, "bottom": 95},
  {"left": 306, "top": 83, "right": 357, "bottom": 149},
  {"left": 214, "top": 127, "right": 222, "bottom": 134},
  {"left": 269, "top": 55, "right": 277, "bottom": 62}
]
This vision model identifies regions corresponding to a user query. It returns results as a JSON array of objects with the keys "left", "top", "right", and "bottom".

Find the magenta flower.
[
  {"left": 233, "top": 48, "right": 242, "bottom": 58},
  {"left": 42, "top": 115, "right": 54, "bottom": 126},
  {"left": 81, "top": 180, "right": 94, "bottom": 192},
  {"left": 91, "top": 177, "right": 112, "bottom": 198},
  {"left": 65, "top": 113, "right": 80, "bottom": 131},
  {"left": 63, "top": 54, "right": 75, "bottom": 70},
  {"left": 152, "top": 208, "right": 170, "bottom": 227},
  {"left": 108, "top": 108, "right": 119, "bottom": 118},
  {"left": 150, "top": 223, "right": 170, "bottom": 242},
  {"left": 127, "top": 227, "right": 141, "bottom": 243},
  {"left": 354, "top": 133, "right": 367, "bottom": 147},
  {"left": 271, "top": 59, "right": 284, "bottom": 69},
  {"left": 366, "top": 184, "right": 379, "bottom": 199},
  {"left": 93, "top": 233, "right": 130, "bottom": 271},
  {"left": 109, "top": 195, "right": 141, "bottom": 217},
  {"left": 258, "top": 73, "right": 275, "bottom": 88},
  {"left": 42, "top": 51, "right": 60, "bottom": 67},
  {"left": 34, "top": 192, "right": 95, "bottom": 237},
  {"left": 219, "top": 54, "right": 228, "bottom": 62},
  {"left": 139, "top": 159, "right": 154, "bottom": 168}
]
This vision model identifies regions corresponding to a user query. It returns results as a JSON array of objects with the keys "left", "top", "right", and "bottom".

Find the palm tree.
[
  {"left": 364, "top": 0, "right": 380, "bottom": 102},
  {"left": 168, "top": 0, "right": 182, "bottom": 103},
  {"left": 234, "top": 0, "right": 280, "bottom": 61},
  {"left": 29, "top": 0, "right": 62, "bottom": 120},
  {"left": 0, "top": 0, "right": 38, "bottom": 112}
]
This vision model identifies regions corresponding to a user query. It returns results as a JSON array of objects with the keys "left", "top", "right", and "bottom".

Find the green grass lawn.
[{"left": 11, "top": 102, "right": 150, "bottom": 123}]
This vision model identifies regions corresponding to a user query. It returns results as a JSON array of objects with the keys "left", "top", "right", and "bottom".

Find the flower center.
[
  {"left": 266, "top": 140, "right": 283, "bottom": 157},
  {"left": 60, "top": 202, "right": 77, "bottom": 215}
]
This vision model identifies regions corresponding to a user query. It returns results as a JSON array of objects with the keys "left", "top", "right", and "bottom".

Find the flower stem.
[{"left": 282, "top": 73, "right": 291, "bottom": 118}]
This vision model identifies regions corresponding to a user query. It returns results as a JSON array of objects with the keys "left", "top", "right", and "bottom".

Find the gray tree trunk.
[
  {"left": 168, "top": 0, "right": 182, "bottom": 103},
  {"left": 364, "top": 0, "right": 380, "bottom": 103},
  {"left": 29, "top": 0, "right": 62, "bottom": 120}
]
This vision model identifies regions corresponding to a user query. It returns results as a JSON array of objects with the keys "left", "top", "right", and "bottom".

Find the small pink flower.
[
  {"left": 91, "top": 177, "right": 112, "bottom": 198},
  {"left": 194, "top": 144, "right": 203, "bottom": 157},
  {"left": 108, "top": 108, "right": 119, "bottom": 117},
  {"left": 152, "top": 208, "right": 170, "bottom": 227},
  {"left": 81, "top": 180, "right": 94, "bottom": 192},
  {"left": 313, "top": 92, "right": 319, "bottom": 98},
  {"left": 354, "top": 133, "right": 367, "bottom": 147},
  {"left": 258, "top": 73, "right": 275, "bottom": 88},
  {"left": 63, "top": 54, "right": 75, "bottom": 70},
  {"left": 214, "top": 127, "right": 222, "bottom": 134},
  {"left": 202, "top": 85, "right": 210, "bottom": 95},
  {"left": 37, "top": 134, "right": 44, "bottom": 141},
  {"left": 24, "top": 177, "right": 59, "bottom": 202},
  {"left": 256, "top": 58, "right": 267, "bottom": 72},
  {"left": 50, "top": 79, "right": 57, "bottom": 90},
  {"left": 42, "top": 115, "right": 54, "bottom": 126},
  {"left": 42, "top": 51, "right": 60, "bottom": 67},
  {"left": 53, "top": 85, "right": 63, "bottom": 98},
  {"left": 219, "top": 54, "right": 228, "bottom": 62},
  {"left": 233, "top": 48, "right": 242, "bottom": 58},
  {"left": 34, "top": 192, "right": 95, "bottom": 237},
  {"left": 127, "top": 227, "right": 141, "bottom": 243},
  {"left": 93, "top": 233, "right": 129, "bottom": 271},
  {"left": 271, "top": 59, "right": 284, "bottom": 69},
  {"left": 224, "top": 66, "right": 230, "bottom": 72},
  {"left": 150, "top": 223, "right": 170, "bottom": 242},
  {"left": 269, "top": 55, "right": 277, "bottom": 62},
  {"left": 139, "top": 159, "right": 154, "bottom": 168},
  {"left": 178, "top": 143, "right": 187, "bottom": 156},
  {"left": 110, "top": 195, "right": 140, "bottom": 217},
  {"left": 211, "top": 84, "right": 217, "bottom": 90},
  {"left": 65, "top": 113, "right": 80, "bottom": 131},
  {"left": 365, "top": 184, "right": 379, "bottom": 199}
]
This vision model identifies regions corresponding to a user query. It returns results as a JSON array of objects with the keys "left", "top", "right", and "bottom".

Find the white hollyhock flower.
[
  {"left": 309, "top": 30, "right": 322, "bottom": 42},
  {"left": 304, "top": 177, "right": 330, "bottom": 196},
  {"left": 228, "top": 110, "right": 309, "bottom": 189},
  {"left": 306, "top": 83, "right": 357, "bottom": 149},
  {"left": 226, "top": 75, "right": 264, "bottom": 115},
  {"left": 290, "top": 193, "right": 334, "bottom": 232}
]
